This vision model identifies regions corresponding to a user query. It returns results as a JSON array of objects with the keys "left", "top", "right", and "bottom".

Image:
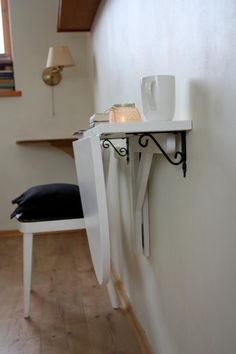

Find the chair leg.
[{"left": 23, "top": 233, "right": 33, "bottom": 318}]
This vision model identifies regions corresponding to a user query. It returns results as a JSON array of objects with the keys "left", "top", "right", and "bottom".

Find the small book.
[
  {"left": 0, "top": 83, "right": 15, "bottom": 88},
  {"left": 0, "top": 72, "right": 14, "bottom": 78},
  {"left": 89, "top": 113, "right": 109, "bottom": 125},
  {"left": 0, "top": 79, "right": 15, "bottom": 84}
]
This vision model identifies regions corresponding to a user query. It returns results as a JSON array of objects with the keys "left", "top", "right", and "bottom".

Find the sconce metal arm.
[{"left": 138, "top": 131, "right": 187, "bottom": 177}]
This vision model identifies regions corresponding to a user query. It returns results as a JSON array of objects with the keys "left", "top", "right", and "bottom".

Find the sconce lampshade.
[
  {"left": 46, "top": 46, "right": 75, "bottom": 68},
  {"left": 42, "top": 45, "right": 75, "bottom": 86}
]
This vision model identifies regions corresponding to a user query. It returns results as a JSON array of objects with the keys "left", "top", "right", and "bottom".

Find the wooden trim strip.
[
  {"left": 0, "top": 90, "right": 22, "bottom": 97},
  {"left": 111, "top": 265, "right": 154, "bottom": 354},
  {"left": 1, "top": 0, "right": 12, "bottom": 57},
  {"left": 0, "top": 229, "right": 21, "bottom": 237}
]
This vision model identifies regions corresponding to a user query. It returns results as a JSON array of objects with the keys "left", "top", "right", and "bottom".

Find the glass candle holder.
[{"left": 109, "top": 103, "right": 142, "bottom": 123}]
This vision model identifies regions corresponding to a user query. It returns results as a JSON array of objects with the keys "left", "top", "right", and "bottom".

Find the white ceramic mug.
[{"left": 141, "top": 75, "right": 175, "bottom": 121}]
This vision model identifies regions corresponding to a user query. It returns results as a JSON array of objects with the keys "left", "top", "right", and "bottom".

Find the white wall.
[
  {"left": 91, "top": 1, "right": 236, "bottom": 353},
  {"left": 0, "top": 0, "right": 93, "bottom": 229}
]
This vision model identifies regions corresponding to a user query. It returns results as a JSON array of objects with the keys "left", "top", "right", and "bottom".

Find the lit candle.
[{"left": 109, "top": 104, "right": 142, "bottom": 123}]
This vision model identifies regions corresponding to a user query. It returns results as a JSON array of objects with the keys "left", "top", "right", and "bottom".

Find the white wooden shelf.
[{"left": 84, "top": 120, "right": 192, "bottom": 139}]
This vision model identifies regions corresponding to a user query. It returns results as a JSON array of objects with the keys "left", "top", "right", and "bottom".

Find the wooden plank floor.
[{"left": 0, "top": 231, "right": 142, "bottom": 354}]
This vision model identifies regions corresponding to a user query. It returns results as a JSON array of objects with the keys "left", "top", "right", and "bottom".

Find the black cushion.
[{"left": 11, "top": 183, "right": 84, "bottom": 222}]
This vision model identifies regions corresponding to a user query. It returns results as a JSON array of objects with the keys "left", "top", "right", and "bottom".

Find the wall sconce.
[{"left": 42, "top": 46, "right": 75, "bottom": 86}]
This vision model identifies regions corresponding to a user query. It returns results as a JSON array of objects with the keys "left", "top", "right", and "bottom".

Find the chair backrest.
[{"left": 73, "top": 135, "right": 110, "bottom": 285}]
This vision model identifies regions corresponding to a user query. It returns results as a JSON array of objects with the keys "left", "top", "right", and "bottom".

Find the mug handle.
[{"left": 144, "top": 77, "right": 157, "bottom": 110}]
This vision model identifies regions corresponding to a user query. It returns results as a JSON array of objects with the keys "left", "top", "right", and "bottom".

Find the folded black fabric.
[{"left": 11, "top": 183, "right": 84, "bottom": 222}]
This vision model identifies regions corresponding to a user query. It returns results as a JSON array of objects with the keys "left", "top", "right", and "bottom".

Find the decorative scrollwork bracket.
[
  {"left": 138, "top": 131, "right": 187, "bottom": 177},
  {"left": 102, "top": 138, "right": 129, "bottom": 162}
]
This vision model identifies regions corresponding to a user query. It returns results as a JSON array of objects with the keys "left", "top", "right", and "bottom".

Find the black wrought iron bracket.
[
  {"left": 138, "top": 131, "right": 187, "bottom": 177},
  {"left": 102, "top": 138, "right": 129, "bottom": 162},
  {"left": 101, "top": 132, "right": 187, "bottom": 176}
]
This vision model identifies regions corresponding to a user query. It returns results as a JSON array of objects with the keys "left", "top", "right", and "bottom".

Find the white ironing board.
[
  {"left": 73, "top": 135, "right": 110, "bottom": 285},
  {"left": 72, "top": 120, "right": 192, "bottom": 283}
]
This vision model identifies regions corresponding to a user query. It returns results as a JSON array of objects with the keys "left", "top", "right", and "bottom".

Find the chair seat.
[{"left": 11, "top": 183, "right": 84, "bottom": 222}]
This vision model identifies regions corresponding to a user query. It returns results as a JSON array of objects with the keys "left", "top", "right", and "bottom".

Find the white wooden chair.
[
  {"left": 20, "top": 217, "right": 85, "bottom": 318},
  {"left": 17, "top": 135, "right": 118, "bottom": 319}
]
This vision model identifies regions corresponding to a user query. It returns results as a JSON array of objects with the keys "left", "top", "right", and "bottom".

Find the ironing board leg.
[
  {"left": 23, "top": 233, "right": 33, "bottom": 318},
  {"left": 107, "top": 276, "right": 119, "bottom": 309}
]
